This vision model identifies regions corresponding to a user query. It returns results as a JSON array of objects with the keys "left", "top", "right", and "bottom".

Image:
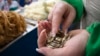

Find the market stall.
[{"left": 0, "top": 0, "right": 61, "bottom": 56}]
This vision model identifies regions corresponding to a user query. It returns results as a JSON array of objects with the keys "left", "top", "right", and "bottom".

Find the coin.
[{"left": 46, "top": 30, "right": 71, "bottom": 48}]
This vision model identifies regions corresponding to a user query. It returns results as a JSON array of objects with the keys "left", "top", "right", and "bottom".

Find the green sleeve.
[
  {"left": 63, "top": 0, "right": 84, "bottom": 23},
  {"left": 85, "top": 22, "right": 100, "bottom": 56}
]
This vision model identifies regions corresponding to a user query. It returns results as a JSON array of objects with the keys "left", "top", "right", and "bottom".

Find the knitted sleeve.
[{"left": 63, "top": 0, "right": 84, "bottom": 23}]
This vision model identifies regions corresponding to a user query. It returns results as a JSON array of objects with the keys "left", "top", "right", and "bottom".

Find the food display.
[
  {"left": 46, "top": 30, "right": 71, "bottom": 48},
  {"left": 0, "top": 11, "right": 26, "bottom": 49},
  {"left": 0, "top": 0, "right": 63, "bottom": 52},
  {"left": 23, "top": 0, "right": 61, "bottom": 21}
]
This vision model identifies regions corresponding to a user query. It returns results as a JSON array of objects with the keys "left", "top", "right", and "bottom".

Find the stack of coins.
[{"left": 46, "top": 30, "right": 71, "bottom": 48}]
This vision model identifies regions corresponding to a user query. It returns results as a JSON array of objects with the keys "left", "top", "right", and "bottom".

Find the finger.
[
  {"left": 38, "top": 29, "right": 47, "bottom": 48},
  {"left": 41, "top": 20, "right": 51, "bottom": 34},
  {"left": 51, "top": 4, "right": 66, "bottom": 37},
  {"left": 48, "top": 3, "right": 57, "bottom": 22},
  {"left": 48, "top": 9, "right": 53, "bottom": 22},
  {"left": 36, "top": 47, "right": 66, "bottom": 56},
  {"left": 44, "top": 20, "right": 52, "bottom": 33},
  {"left": 38, "top": 21, "right": 50, "bottom": 36},
  {"left": 62, "top": 5, "right": 76, "bottom": 34},
  {"left": 36, "top": 47, "right": 52, "bottom": 56},
  {"left": 38, "top": 22, "right": 44, "bottom": 37},
  {"left": 43, "top": 21, "right": 51, "bottom": 30}
]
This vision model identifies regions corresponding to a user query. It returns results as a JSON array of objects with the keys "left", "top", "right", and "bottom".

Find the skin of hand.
[
  {"left": 37, "top": 21, "right": 90, "bottom": 56},
  {"left": 47, "top": 1, "right": 76, "bottom": 37}
]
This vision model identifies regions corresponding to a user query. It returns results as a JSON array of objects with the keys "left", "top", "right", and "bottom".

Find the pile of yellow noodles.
[{"left": 0, "top": 11, "right": 26, "bottom": 48}]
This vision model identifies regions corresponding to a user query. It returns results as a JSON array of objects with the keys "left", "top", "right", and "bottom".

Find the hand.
[
  {"left": 48, "top": 1, "right": 76, "bottom": 37},
  {"left": 37, "top": 21, "right": 90, "bottom": 56}
]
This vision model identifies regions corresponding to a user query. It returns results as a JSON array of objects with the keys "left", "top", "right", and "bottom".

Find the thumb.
[{"left": 36, "top": 47, "right": 52, "bottom": 55}]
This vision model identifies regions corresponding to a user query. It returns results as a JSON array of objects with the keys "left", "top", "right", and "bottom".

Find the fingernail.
[
  {"left": 36, "top": 48, "right": 43, "bottom": 54},
  {"left": 36, "top": 48, "right": 39, "bottom": 51},
  {"left": 36, "top": 48, "right": 42, "bottom": 53},
  {"left": 64, "top": 31, "right": 67, "bottom": 35},
  {"left": 52, "top": 33, "right": 56, "bottom": 37},
  {"left": 50, "top": 32, "right": 56, "bottom": 37}
]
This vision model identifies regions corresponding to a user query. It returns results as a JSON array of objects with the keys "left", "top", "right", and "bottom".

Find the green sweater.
[
  {"left": 63, "top": 0, "right": 84, "bottom": 23},
  {"left": 63, "top": 0, "right": 100, "bottom": 56},
  {"left": 86, "top": 22, "right": 100, "bottom": 56}
]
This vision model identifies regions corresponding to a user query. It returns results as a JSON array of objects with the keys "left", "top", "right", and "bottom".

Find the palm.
[{"left": 38, "top": 21, "right": 88, "bottom": 56}]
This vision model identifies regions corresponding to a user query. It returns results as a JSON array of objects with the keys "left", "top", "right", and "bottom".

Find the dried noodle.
[{"left": 0, "top": 11, "right": 26, "bottom": 49}]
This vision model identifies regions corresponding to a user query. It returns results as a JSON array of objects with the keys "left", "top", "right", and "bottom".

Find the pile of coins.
[{"left": 46, "top": 30, "right": 71, "bottom": 48}]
